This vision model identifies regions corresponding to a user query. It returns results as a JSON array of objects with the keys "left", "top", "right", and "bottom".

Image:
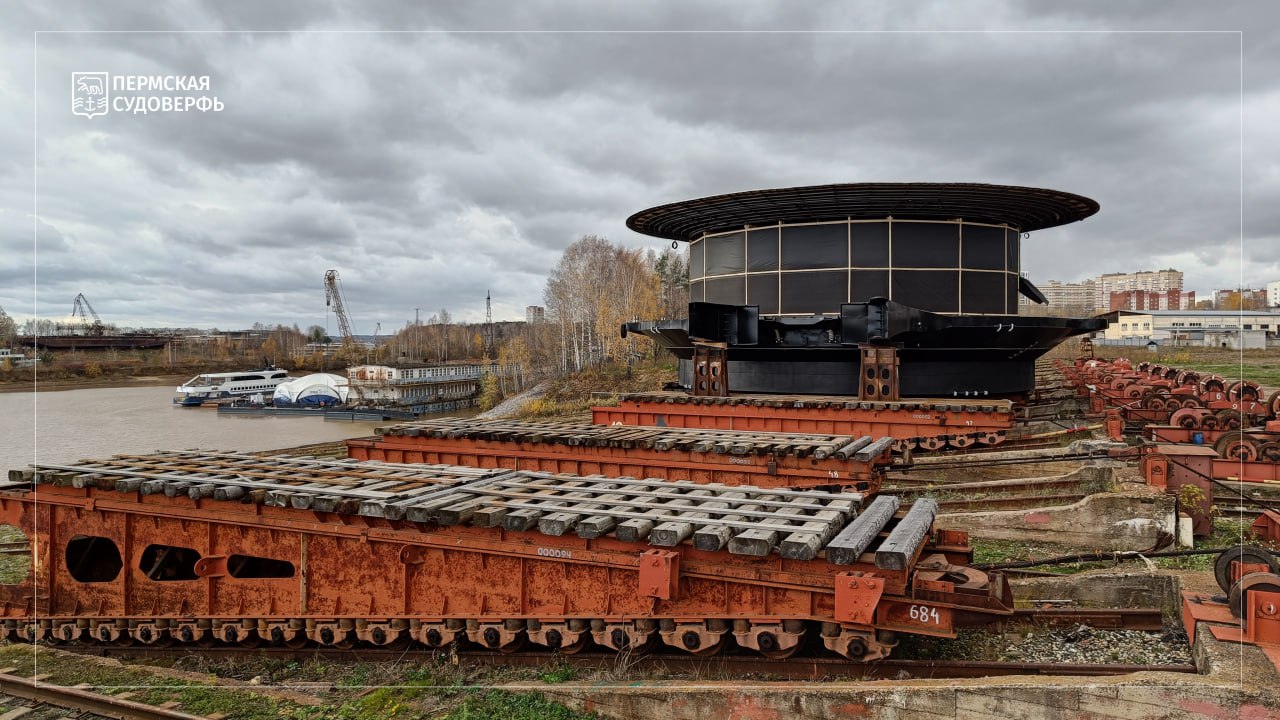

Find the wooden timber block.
[{"left": 826, "top": 495, "right": 902, "bottom": 565}]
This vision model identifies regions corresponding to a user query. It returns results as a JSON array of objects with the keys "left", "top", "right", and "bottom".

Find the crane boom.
[
  {"left": 0, "top": 304, "right": 13, "bottom": 342},
  {"left": 323, "top": 270, "right": 357, "bottom": 344},
  {"left": 71, "top": 294, "right": 101, "bottom": 324},
  {"left": 71, "top": 293, "right": 105, "bottom": 335}
]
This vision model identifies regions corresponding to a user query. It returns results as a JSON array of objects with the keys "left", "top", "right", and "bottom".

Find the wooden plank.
[
  {"left": 832, "top": 436, "right": 874, "bottom": 460},
  {"left": 616, "top": 481, "right": 698, "bottom": 542},
  {"left": 503, "top": 479, "right": 593, "bottom": 532},
  {"left": 875, "top": 498, "right": 937, "bottom": 571},
  {"left": 825, "top": 495, "right": 902, "bottom": 565},
  {"left": 852, "top": 437, "right": 895, "bottom": 462},
  {"left": 728, "top": 491, "right": 817, "bottom": 557},
  {"left": 573, "top": 481, "right": 635, "bottom": 539},
  {"left": 779, "top": 495, "right": 860, "bottom": 561},
  {"left": 648, "top": 487, "right": 716, "bottom": 547},
  {"left": 470, "top": 482, "right": 843, "bottom": 526},
  {"left": 691, "top": 490, "right": 752, "bottom": 552},
  {"left": 538, "top": 479, "right": 620, "bottom": 537}
]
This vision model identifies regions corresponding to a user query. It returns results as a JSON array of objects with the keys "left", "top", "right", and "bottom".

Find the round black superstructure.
[
  {"left": 626, "top": 183, "right": 1097, "bottom": 316},
  {"left": 625, "top": 182, "right": 1098, "bottom": 240}
]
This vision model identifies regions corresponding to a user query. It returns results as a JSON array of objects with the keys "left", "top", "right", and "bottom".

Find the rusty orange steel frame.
[
  {"left": 591, "top": 401, "right": 1011, "bottom": 451},
  {"left": 0, "top": 485, "right": 1012, "bottom": 657},
  {"left": 346, "top": 436, "right": 885, "bottom": 493}
]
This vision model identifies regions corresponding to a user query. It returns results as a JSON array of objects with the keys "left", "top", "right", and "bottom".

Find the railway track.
[
  {"left": 28, "top": 606, "right": 1169, "bottom": 682},
  {"left": 0, "top": 668, "right": 206, "bottom": 719},
  {"left": 67, "top": 645, "right": 1193, "bottom": 681}
]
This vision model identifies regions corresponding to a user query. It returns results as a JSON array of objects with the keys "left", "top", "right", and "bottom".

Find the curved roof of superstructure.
[{"left": 625, "top": 182, "right": 1099, "bottom": 241}]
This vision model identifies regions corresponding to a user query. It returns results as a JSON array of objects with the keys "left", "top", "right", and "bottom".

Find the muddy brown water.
[{"left": 0, "top": 385, "right": 471, "bottom": 469}]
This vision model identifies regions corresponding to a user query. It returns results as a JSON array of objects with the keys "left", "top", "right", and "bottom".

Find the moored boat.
[{"left": 173, "top": 367, "right": 291, "bottom": 406}]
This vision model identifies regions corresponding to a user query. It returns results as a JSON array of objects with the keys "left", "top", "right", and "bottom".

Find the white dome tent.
[{"left": 271, "top": 373, "right": 350, "bottom": 407}]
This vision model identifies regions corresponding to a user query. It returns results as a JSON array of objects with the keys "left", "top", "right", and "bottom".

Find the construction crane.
[
  {"left": 324, "top": 270, "right": 369, "bottom": 404},
  {"left": 483, "top": 290, "right": 495, "bottom": 359},
  {"left": 70, "top": 293, "right": 105, "bottom": 335},
  {"left": 367, "top": 322, "right": 381, "bottom": 365},
  {"left": 0, "top": 304, "right": 14, "bottom": 344},
  {"left": 323, "top": 270, "right": 357, "bottom": 345}
]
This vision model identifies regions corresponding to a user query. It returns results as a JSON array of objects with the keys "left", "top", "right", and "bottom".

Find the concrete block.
[
  {"left": 937, "top": 492, "right": 1175, "bottom": 551},
  {"left": 955, "top": 688, "right": 1078, "bottom": 719},
  {"left": 1012, "top": 573, "right": 1179, "bottom": 617}
]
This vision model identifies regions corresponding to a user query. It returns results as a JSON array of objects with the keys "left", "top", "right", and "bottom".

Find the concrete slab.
[{"left": 937, "top": 492, "right": 1174, "bottom": 551}]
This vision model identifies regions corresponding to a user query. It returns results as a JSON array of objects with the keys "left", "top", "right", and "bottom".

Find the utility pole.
[{"left": 483, "top": 290, "right": 495, "bottom": 360}]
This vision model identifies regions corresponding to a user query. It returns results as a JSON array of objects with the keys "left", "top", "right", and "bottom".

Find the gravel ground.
[
  {"left": 1001, "top": 626, "right": 1192, "bottom": 665},
  {"left": 475, "top": 382, "right": 549, "bottom": 419}
]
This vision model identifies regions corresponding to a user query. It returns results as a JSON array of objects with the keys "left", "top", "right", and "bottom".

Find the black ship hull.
[{"left": 624, "top": 299, "right": 1105, "bottom": 398}]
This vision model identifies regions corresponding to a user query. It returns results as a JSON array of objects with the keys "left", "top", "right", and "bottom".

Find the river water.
[{"left": 0, "top": 385, "right": 400, "bottom": 469}]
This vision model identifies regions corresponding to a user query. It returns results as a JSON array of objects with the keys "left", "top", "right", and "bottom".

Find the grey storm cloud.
[{"left": 0, "top": 0, "right": 1277, "bottom": 329}]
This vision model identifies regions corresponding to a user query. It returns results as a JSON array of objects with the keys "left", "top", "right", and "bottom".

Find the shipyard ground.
[
  {"left": 1, "top": 532, "right": 1275, "bottom": 719},
  {"left": 4, "top": 349, "right": 1280, "bottom": 719}
]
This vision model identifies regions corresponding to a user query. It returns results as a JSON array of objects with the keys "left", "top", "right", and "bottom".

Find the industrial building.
[
  {"left": 346, "top": 361, "right": 514, "bottom": 414},
  {"left": 0, "top": 348, "right": 38, "bottom": 368},
  {"left": 1099, "top": 309, "right": 1280, "bottom": 348}
]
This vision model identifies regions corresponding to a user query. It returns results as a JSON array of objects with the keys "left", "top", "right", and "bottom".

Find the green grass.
[
  {"left": 540, "top": 664, "right": 577, "bottom": 684},
  {"left": 971, "top": 517, "right": 1275, "bottom": 575},
  {"left": 446, "top": 690, "right": 596, "bottom": 720},
  {"left": 0, "top": 526, "right": 30, "bottom": 585},
  {"left": 0, "top": 645, "right": 594, "bottom": 720},
  {"left": 0, "top": 645, "right": 291, "bottom": 720},
  {"left": 1173, "top": 362, "right": 1280, "bottom": 389}
]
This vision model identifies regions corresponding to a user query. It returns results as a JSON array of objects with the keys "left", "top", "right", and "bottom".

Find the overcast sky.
[{"left": 2, "top": 2, "right": 1277, "bottom": 330}]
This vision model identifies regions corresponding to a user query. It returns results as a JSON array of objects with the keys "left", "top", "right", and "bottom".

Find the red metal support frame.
[
  {"left": 691, "top": 343, "right": 729, "bottom": 397},
  {"left": 639, "top": 550, "right": 680, "bottom": 600},
  {"left": 0, "top": 482, "right": 1013, "bottom": 660},
  {"left": 858, "top": 345, "right": 900, "bottom": 401},
  {"left": 833, "top": 572, "right": 885, "bottom": 625},
  {"left": 591, "top": 393, "right": 1013, "bottom": 448},
  {"left": 347, "top": 433, "right": 888, "bottom": 493},
  {"left": 1251, "top": 511, "right": 1280, "bottom": 544}
]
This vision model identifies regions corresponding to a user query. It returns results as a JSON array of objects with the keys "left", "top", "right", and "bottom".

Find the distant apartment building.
[
  {"left": 1108, "top": 289, "right": 1196, "bottom": 312},
  {"left": 1213, "top": 288, "right": 1268, "bottom": 310},
  {"left": 1095, "top": 269, "right": 1184, "bottom": 310},
  {"left": 1037, "top": 279, "right": 1096, "bottom": 311},
  {"left": 1269, "top": 281, "right": 1280, "bottom": 307},
  {"left": 525, "top": 305, "right": 546, "bottom": 324}
]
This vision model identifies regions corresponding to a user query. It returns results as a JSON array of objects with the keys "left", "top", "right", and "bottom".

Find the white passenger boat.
[{"left": 173, "top": 367, "right": 291, "bottom": 406}]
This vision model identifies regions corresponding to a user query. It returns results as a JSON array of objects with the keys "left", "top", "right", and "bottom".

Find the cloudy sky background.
[{"left": 1, "top": 1, "right": 1276, "bottom": 331}]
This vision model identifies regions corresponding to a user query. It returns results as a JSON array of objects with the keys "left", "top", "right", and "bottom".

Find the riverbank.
[{"left": 0, "top": 374, "right": 190, "bottom": 394}]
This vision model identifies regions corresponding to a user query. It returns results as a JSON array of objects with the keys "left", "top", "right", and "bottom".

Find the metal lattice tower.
[
  {"left": 483, "top": 290, "right": 495, "bottom": 359},
  {"left": 324, "top": 270, "right": 357, "bottom": 345}
]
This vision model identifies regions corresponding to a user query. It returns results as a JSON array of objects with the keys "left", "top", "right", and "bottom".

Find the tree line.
[{"left": 479, "top": 235, "right": 688, "bottom": 401}]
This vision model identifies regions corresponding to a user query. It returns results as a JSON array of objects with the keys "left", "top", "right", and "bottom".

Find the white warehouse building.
[{"left": 1099, "top": 310, "right": 1280, "bottom": 349}]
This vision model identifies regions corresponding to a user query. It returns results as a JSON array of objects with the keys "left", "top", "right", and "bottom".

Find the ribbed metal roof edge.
[{"left": 626, "top": 183, "right": 1099, "bottom": 241}]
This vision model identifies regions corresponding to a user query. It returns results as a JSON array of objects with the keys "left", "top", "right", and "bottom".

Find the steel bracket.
[
  {"left": 639, "top": 549, "right": 680, "bottom": 600},
  {"left": 1251, "top": 510, "right": 1280, "bottom": 544},
  {"left": 691, "top": 343, "right": 729, "bottom": 397},
  {"left": 833, "top": 571, "right": 885, "bottom": 625},
  {"left": 858, "top": 345, "right": 899, "bottom": 401},
  {"left": 193, "top": 555, "right": 228, "bottom": 578}
]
